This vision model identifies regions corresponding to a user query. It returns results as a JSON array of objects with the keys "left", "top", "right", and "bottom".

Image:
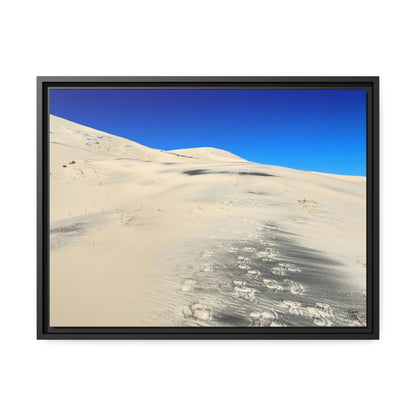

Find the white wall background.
[{"left": 1, "top": 1, "right": 414, "bottom": 415}]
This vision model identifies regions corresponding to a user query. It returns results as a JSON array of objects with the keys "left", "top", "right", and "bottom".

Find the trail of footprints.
[{"left": 178, "top": 225, "right": 336, "bottom": 327}]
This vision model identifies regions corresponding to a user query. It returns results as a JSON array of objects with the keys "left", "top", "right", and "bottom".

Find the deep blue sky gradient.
[{"left": 50, "top": 89, "right": 366, "bottom": 175}]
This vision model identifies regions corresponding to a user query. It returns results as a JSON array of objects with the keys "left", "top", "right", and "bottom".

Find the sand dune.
[
  {"left": 168, "top": 146, "right": 246, "bottom": 162},
  {"left": 49, "top": 115, "right": 366, "bottom": 327}
]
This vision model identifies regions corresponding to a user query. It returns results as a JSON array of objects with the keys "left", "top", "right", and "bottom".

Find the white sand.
[{"left": 49, "top": 115, "right": 366, "bottom": 327}]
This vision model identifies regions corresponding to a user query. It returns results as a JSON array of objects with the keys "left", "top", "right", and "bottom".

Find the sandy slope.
[
  {"left": 49, "top": 115, "right": 366, "bottom": 327},
  {"left": 169, "top": 146, "right": 246, "bottom": 162}
]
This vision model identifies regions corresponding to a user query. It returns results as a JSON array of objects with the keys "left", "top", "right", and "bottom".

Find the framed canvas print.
[{"left": 37, "top": 76, "right": 379, "bottom": 339}]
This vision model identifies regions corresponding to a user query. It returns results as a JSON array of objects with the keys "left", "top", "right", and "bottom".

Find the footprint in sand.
[
  {"left": 313, "top": 317, "right": 333, "bottom": 326},
  {"left": 202, "top": 250, "right": 213, "bottom": 258},
  {"left": 242, "top": 247, "right": 256, "bottom": 253},
  {"left": 182, "top": 303, "right": 212, "bottom": 322},
  {"left": 273, "top": 300, "right": 334, "bottom": 326},
  {"left": 271, "top": 266, "right": 287, "bottom": 277},
  {"left": 315, "top": 302, "right": 334, "bottom": 315},
  {"left": 179, "top": 279, "right": 196, "bottom": 292},
  {"left": 199, "top": 263, "right": 213, "bottom": 272},
  {"left": 249, "top": 311, "right": 279, "bottom": 327},
  {"left": 260, "top": 250, "right": 280, "bottom": 262},
  {"left": 306, "top": 303, "right": 334, "bottom": 326},
  {"left": 271, "top": 263, "right": 301, "bottom": 276},
  {"left": 283, "top": 279, "right": 305, "bottom": 295},
  {"left": 279, "top": 263, "right": 301, "bottom": 272},
  {"left": 247, "top": 270, "right": 260, "bottom": 279},
  {"left": 237, "top": 256, "right": 250, "bottom": 270},
  {"left": 274, "top": 300, "right": 304, "bottom": 315},
  {"left": 263, "top": 279, "right": 284, "bottom": 291},
  {"left": 267, "top": 241, "right": 279, "bottom": 247},
  {"left": 233, "top": 285, "right": 256, "bottom": 301}
]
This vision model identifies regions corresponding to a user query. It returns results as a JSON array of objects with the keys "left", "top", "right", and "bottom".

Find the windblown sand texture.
[{"left": 49, "top": 115, "right": 366, "bottom": 327}]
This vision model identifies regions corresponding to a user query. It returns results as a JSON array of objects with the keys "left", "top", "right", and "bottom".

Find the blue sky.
[{"left": 50, "top": 88, "right": 367, "bottom": 176}]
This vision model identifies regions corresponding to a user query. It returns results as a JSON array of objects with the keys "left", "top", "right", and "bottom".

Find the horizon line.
[{"left": 49, "top": 113, "right": 366, "bottom": 178}]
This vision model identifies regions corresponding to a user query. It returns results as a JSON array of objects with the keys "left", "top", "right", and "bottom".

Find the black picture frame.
[{"left": 37, "top": 76, "right": 379, "bottom": 339}]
